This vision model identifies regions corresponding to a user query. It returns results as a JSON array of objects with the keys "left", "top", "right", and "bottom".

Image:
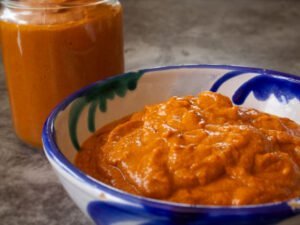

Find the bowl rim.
[{"left": 42, "top": 64, "right": 300, "bottom": 212}]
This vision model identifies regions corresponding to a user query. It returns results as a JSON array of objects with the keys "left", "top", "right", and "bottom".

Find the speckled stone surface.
[{"left": 0, "top": 0, "right": 300, "bottom": 224}]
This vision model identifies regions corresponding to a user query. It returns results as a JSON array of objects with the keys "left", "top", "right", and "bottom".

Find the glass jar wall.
[{"left": 1, "top": 0, "right": 124, "bottom": 148}]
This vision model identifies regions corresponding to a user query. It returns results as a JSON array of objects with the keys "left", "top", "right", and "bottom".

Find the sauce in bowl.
[{"left": 76, "top": 91, "right": 300, "bottom": 205}]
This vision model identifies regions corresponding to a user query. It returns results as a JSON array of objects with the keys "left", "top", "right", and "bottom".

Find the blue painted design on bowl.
[
  {"left": 232, "top": 74, "right": 300, "bottom": 105},
  {"left": 87, "top": 200, "right": 297, "bottom": 225},
  {"left": 210, "top": 69, "right": 300, "bottom": 105},
  {"left": 210, "top": 70, "right": 251, "bottom": 92}
]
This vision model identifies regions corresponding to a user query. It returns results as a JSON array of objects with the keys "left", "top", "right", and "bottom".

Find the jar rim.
[{"left": 1, "top": 0, "right": 117, "bottom": 10}]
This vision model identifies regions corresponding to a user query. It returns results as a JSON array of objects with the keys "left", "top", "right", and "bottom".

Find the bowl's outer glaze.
[{"left": 43, "top": 65, "right": 300, "bottom": 225}]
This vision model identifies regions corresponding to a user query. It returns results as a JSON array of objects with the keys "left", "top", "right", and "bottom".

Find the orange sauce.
[
  {"left": 1, "top": 1, "right": 124, "bottom": 147},
  {"left": 75, "top": 91, "right": 300, "bottom": 205}
]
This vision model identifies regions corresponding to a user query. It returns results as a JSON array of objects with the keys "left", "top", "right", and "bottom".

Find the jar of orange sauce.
[{"left": 0, "top": 0, "right": 124, "bottom": 148}]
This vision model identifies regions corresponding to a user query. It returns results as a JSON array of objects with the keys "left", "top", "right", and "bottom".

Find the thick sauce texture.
[
  {"left": 1, "top": 1, "right": 123, "bottom": 147},
  {"left": 76, "top": 92, "right": 300, "bottom": 205}
]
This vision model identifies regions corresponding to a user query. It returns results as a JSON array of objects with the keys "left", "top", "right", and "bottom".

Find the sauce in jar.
[{"left": 1, "top": 0, "right": 124, "bottom": 147}]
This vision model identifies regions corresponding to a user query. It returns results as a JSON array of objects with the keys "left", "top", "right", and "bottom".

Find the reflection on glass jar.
[{"left": 1, "top": 0, "right": 124, "bottom": 148}]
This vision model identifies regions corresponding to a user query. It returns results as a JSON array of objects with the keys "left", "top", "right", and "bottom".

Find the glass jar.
[{"left": 0, "top": 0, "right": 124, "bottom": 148}]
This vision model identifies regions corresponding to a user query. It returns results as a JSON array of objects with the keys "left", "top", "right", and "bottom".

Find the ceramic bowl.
[{"left": 43, "top": 65, "right": 300, "bottom": 225}]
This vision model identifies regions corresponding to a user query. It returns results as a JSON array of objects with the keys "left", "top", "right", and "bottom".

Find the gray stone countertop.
[{"left": 1, "top": 0, "right": 300, "bottom": 224}]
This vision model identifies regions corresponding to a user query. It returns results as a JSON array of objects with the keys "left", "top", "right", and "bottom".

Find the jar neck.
[{"left": 2, "top": 0, "right": 118, "bottom": 10}]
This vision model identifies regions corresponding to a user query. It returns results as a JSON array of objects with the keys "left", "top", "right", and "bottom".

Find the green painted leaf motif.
[
  {"left": 88, "top": 100, "right": 98, "bottom": 133},
  {"left": 68, "top": 97, "right": 87, "bottom": 150},
  {"left": 68, "top": 71, "right": 144, "bottom": 150},
  {"left": 99, "top": 97, "right": 107, "bottom": 112}
]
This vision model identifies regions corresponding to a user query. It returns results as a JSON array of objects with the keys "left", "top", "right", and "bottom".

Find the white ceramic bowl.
[{"left": 43, "top": 65, "right": 300, "bottom": 225}]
